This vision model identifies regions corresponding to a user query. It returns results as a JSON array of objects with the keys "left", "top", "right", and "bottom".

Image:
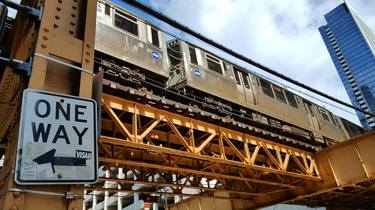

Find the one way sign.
[{"left": 15, "top": 89, "right": 98, "bottom": 185}]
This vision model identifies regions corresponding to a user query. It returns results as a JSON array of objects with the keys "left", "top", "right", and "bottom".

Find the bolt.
[
  {"left": 58, "top": 173, "right": 63, "bottom": 179},
  {"left": 12, "top": 191, "right": 21, "bottom": 197}
]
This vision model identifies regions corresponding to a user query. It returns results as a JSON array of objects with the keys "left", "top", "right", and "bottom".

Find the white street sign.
[{"left": 15, "top": 89, "right": 98, "bottom": 184}]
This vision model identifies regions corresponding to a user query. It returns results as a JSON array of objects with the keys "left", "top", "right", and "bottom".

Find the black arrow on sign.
[{"left": 33, "top": 149, "right": 86, "bottom": 173}]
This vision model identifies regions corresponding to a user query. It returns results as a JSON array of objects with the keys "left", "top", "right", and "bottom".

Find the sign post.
[{"left": 15, "top": 89, "right": 98, "bottom": 184}]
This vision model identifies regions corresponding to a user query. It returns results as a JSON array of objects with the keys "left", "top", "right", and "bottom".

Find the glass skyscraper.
[{"left": 319, "top": 2, "right": 375, "bottom": 130}]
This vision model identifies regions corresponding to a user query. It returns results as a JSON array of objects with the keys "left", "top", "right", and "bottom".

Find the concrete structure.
[{"left": 319, "top": 2, "right": 375, "bottom": 130}]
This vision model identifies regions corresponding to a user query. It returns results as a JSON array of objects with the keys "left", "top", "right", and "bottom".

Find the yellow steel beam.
[
  {"left": 101, "top": 93, "right": 321, "bottom": 181},
  {"left": 317, "top": 130, "right": 375, "bottom": 187}
]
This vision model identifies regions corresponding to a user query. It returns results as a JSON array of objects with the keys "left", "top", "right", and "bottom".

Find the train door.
[
  {"left": 303, "top": 100, "right": 321, "bottom": 131},
  {"left": 239, "top": 71, "right": 255, "bottom": 105},
  {"left": 232, "top": 67, "right": 247, "bottom": 102},
  {"left": 166, "top": 39, "right": 186, "bottom": 89}
]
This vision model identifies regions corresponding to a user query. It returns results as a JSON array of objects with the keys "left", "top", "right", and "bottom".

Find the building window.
[
  {"left": 241, "top": 72, "right": 250, "bottom": 89},
  {"left": 273, "top": 85, "right": 287, "bottom": 104},
  {"left": 114, "top": 10, "right": 138, "bottom": 36},
  {"left": 285, "top": 90, "right": 298, "bottom": 108},
  {"left": 233, "top": 67, "right": 241, "bottom": 85},
  {"left": 189, "top": 47, "right": 198, "bottom": 65},
  {"left": 259, "top": 78, "right": 274, "bottom": 98},
  {"left": 206, "top": 54, "right": 223, "bottom": 74}
]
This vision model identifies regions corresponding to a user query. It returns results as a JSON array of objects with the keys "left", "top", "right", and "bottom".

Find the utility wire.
[
  {"left": 124, "top": 0, "right": 375, "bottom": 118},
  {"left": 101, "top": 1, "right": 357, "bottom": 119},
  {"left": 257, "top": 73, "right": 358, "bottom": 117}
]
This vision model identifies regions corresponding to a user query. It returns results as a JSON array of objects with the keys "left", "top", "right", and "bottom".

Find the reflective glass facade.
[{"left": 319, "top": 3, "right": 375, "bottom": 130}]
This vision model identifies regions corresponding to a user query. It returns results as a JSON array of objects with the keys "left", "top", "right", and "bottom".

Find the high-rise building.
[{"left": 319, "top": 2, "right": 375, "bottom": 130}]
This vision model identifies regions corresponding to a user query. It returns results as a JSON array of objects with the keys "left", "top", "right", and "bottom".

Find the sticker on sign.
[{"left": 15, "top": 89, "right": 98, "bottom": 185}]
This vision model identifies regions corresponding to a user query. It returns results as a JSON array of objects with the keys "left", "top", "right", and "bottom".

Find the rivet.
[
  {"left": 41, "top": 44, "right": 47, "bottom": 48},
  {"left": 42, "top": 36, "right": 48, "bottom": 41},
  {"left": 85, "top": 58, "right": 90, "bottom": 63},
  {"left": 12, "top": 191, "right": 21, "bottom": 197},
  {"left": 10, "top": 205, "right": 18, "bottom": 210},
  {"left": 72, "top": 207, "right": 78, "bottom": 210},
  {"left": 43, "top": 28, "right": 49, "bottom": 33}
]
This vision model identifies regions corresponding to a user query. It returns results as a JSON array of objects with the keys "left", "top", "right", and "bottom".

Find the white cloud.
[{"left": 148, "top": 0, "right": 375, "bottom": 125}]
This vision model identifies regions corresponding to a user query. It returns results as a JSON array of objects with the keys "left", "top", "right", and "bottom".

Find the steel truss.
[{"left": 95, "top": 93, "right": 321, "bottom": 200}]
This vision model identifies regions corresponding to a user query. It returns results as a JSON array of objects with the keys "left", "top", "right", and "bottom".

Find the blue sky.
[{"left": 116, "top": 0, "right": 375, "bottom": 125}]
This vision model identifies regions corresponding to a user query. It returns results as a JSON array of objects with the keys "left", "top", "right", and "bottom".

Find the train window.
[
  {"left": 105, "top": 3, "right": 111, "bottom": 15},
  {"left": 272, "top": 85, "right": 287, "bottom": 104},
  {"left": 189, "top": 47, "right": 198, "bottom": 65},
  {"left": 241, "top": 72, "right": 250, "bottom": 89},
  {"left": 331, "top": 115, "right": 338, "bottom": 126},
  {"left": 233, "top": 67, "right": 241, "bottom": 85},
  {"left": 320, "top": 109, "right": 330, "bottom": 121},
  {"left": 206, "top": 54, "right": 223, "bottom": 74},
  {"left": 223, "top": 62, "right": 227, "bottom": 71},
  {"left": 259, "top": 78, "right": 275, "bottom": 98},
  {"left": 114, "top": 10, "right": 138, "bottom": 36},
  {"left": 285, "top": 90, "right": 298, "bottom": 108},
  {"left": 303, "top": 101, "right": 315, "bottom": 116},
  {"left": 147, "top": 26, "right": 159, "bottom": 47}
]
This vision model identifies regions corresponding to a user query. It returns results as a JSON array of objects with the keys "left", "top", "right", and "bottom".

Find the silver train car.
[{"left": 95, "top": 1, "right": 363, "bottom": 146}]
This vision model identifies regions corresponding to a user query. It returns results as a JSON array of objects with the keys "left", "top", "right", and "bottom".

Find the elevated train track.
[
  {"left": 94, "top": 93, "right": 321, "bottom": 199},
  {"left": 97, "top": 57, "right": 322, "bottom": 152}
]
